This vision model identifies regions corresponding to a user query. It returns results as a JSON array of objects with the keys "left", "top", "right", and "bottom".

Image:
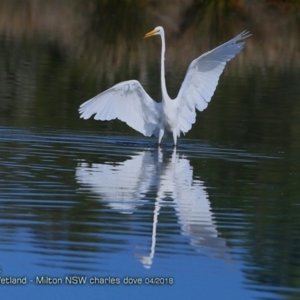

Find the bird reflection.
[
  {"left": 76, "top": 151, "right": 155, "bottom": 213},
  {"left": 76, "top": 148, "right": 227, "bottom": 268}
]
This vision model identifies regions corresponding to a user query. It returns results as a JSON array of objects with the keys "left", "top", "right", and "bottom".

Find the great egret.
[{"left": 79, "top": 26, "right": 251, "bottom": 145}]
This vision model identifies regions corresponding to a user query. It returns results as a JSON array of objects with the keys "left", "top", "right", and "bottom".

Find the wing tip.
[{"left": 238, "top": 30, "right": 252, "bottom": 41}]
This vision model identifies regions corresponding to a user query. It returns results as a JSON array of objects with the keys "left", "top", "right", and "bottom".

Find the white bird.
[{"left": 79, "top": 26, "right": 251, "bottom": 146}]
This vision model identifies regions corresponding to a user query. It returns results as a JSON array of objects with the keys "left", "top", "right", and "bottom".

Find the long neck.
[{"left": 160, "top": 32, "right": 169, "bottom": 101}]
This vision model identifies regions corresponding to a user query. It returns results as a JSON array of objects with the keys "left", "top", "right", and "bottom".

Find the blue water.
[{"left": 0, "top": 127, "right": 289, "bottom": 300}]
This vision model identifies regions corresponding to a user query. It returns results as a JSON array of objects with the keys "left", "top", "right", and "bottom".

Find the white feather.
[
  {"left": 79, "top": 80, "right": 161, "bottom": 137},
  {"left": 176, "top": 31, "right": 251, "bottom": 134}
]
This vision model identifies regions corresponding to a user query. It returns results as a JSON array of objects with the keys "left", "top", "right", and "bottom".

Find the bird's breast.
[{"left": 162, "top": 101, "right": 178, "bottom": 132}]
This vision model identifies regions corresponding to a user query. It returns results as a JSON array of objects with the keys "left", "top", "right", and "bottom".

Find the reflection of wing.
[
  {"left": 76, "top": 152, "right": 155, "bottom": 213},
  {"left": 157, "top": 149, "right": 227, "bottom": 254}
]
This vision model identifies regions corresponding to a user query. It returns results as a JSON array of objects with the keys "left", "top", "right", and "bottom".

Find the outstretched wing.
[
  {"left": 79, "top": 80, "right": 161, "bottom": 136},
  {"left": 175, "top": 31, "right": 251, "bottom": 134}
]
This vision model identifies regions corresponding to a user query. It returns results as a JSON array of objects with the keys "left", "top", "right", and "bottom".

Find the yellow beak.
[{"left": 144, "top": 28, "right": 159, "bottom": 38}]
